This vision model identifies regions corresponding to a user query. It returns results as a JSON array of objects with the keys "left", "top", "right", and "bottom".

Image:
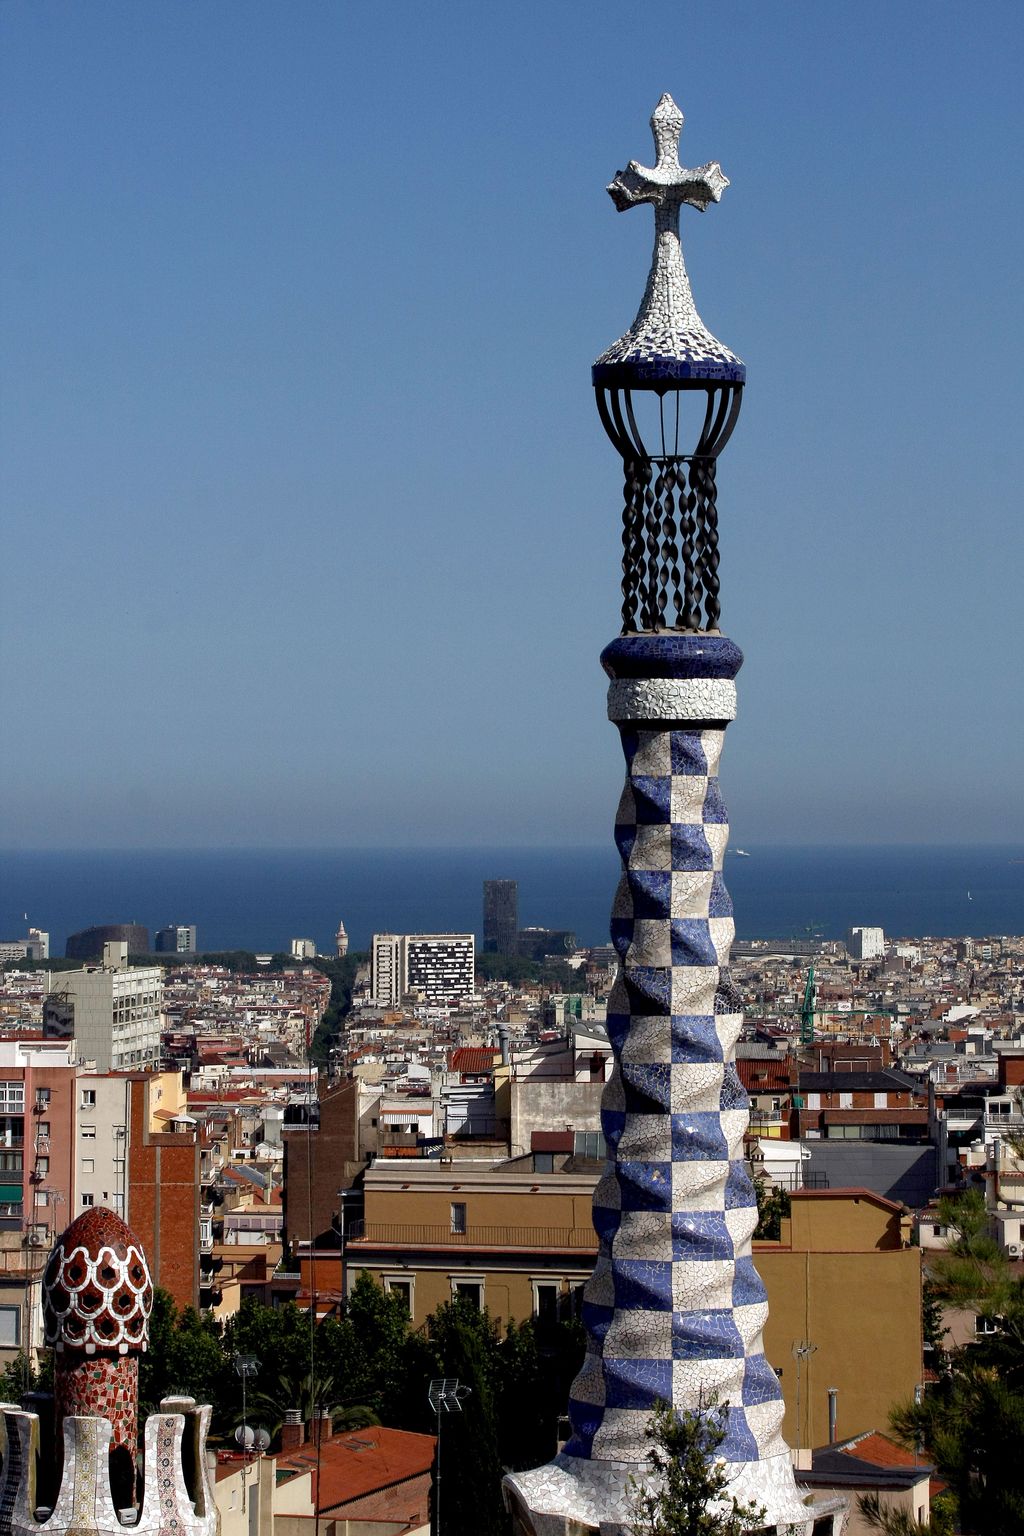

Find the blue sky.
[{"left": 1, "top": 1, "right": 1021, "bottom": 850}]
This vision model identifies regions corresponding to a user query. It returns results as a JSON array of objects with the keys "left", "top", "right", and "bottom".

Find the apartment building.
[
  {"left": 338, "top": 1172, "right": 921, "bottom": 1453},
  {"left": 155, "top": 924, "right": 197, "bottom": 955},
  {"left": 75, "top": 1070, "right": 201, "bottom": 1311},
  {"left": 339, "top": 1151, "right": 599, "bottom": 1325},
  {"left": 43, "top": 942, "right": 162, "bottom": 1070},
  {"left": 0, "top": 1040, "right": 77, "bottom": 1363},
  {"left": 370, "top": 933, "right": 475, "bottom": 1007}
]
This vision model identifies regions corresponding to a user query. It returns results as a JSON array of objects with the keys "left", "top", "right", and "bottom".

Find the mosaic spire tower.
[{"left": 503, "top": 97, "right": 844, "bottom": 1536}]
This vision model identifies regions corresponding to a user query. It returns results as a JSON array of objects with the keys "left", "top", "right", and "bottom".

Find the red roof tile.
[
  {"left": 277, "top": 1426, "right": 435, "bottom": 1510},
  {"left": 736, "top": 1059, "right": 791, "bottom": 1093},
  {"left": 447, "top": 1047, "right": 498, "bottom": 1075},
  {"left": 839, "top": 1431, "right": 923, "bottom": 1470}
]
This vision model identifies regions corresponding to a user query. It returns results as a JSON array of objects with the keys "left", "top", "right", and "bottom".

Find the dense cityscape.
[
  {"left": 0, "top": 886, "right": 1021, "bottom": 1532},
  {"left": 3, "top": 5, "right": 1021, "bottom": 1533}
]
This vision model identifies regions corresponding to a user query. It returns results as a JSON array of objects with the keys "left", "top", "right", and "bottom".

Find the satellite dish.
[
  {"left": 234, "top": 1426, "right": 255, "bottom": 1450},
  {"left": 253, "top": 1428, "right": 271, "bottom": 1452}
]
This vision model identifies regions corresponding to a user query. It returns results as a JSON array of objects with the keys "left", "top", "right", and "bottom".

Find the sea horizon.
[{"left": 2, "top": 843, "right": 1022, "bottom": 957}]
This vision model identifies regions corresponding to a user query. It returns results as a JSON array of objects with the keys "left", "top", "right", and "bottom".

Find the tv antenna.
[{"left": 428, "top": 1378, "right": 471, "bottom": 1536}]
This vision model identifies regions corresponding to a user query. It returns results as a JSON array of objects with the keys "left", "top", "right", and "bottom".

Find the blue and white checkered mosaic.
[{"left": 563, "top": 722, "right": 786, "bottom": 1469}]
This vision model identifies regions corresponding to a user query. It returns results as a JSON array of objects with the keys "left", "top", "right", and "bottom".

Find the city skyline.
[{"left": 2, "top": 2, "right": 1022, "bottom": 851}]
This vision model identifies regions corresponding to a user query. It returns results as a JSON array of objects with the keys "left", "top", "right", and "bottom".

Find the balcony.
[
  {"left": 984, "top": 1114, "right": 1024, "bottom": 1134},
  {"left": 348, "top": 1220, "right": 597, "bottom": 1252}
]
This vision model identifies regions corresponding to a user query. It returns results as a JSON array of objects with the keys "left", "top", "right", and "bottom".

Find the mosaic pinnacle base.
[{"left": 503, "top": 635, "right": 843, "bottom": 1536}]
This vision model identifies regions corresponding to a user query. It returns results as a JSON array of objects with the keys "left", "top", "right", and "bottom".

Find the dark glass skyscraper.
[{"left": 482, "top": 879, "right": 518, "bottom": 955}]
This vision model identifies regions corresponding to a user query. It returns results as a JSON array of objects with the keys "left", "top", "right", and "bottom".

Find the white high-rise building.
[
  {"left": 847, "top": 925, "right": 885, "bottom": 961},
  {"left": 290, "top": 938, "right": 317, "bottom": 960},
  {"left": 42, "top": 942, "right": 163, "bottom": 1071},
  {"left": 406, "top": 934, "right": 475, "bottom": 1004},
  {"left": 370, "top": 933, "right": 476, "bottom": 1007},
  {"left": 370, "top": 934, "right": 405, "bottom": 1007}
]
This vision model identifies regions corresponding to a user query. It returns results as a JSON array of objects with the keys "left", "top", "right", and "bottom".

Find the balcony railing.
[{"left": 348, "top": 1220, "right": 597, "bottom": 1251}]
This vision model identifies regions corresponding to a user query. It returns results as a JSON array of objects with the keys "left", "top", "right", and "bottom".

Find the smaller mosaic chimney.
[
  {"left": 0, "top": 1207, "right": 218, "bottom": 1536},
  {"left": 43, "top": 1205, "right": 153, "bottom": 1478}
]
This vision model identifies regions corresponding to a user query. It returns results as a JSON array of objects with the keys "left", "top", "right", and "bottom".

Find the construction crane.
[
  {"left": 800, "top": 967, "right": 816, "bottom": 1047},
  {"left": 748, "top": 965, "right": 898, "bottom": 1049}
]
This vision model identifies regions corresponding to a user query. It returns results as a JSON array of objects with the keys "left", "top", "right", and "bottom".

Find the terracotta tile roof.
[
  {"left": 840, "top": 1431, "right": 922, "bottom": 1469},
  {"left": 806, "top": 1428, "right": 933, "bottom": 1491},
  {"left": 277, "top": 1426, "right": 435, "bottom": 1510},
  {"left": 736, "top": 1059, "right": 791, "bottom": 1093},
  {"left": 447, "top": 1047, "right": 498, "bottom": 1075}
]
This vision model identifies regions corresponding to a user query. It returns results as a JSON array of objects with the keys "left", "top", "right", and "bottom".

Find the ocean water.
[{"left": 1, "top": 846, "right": 1022, "bottom": 957}]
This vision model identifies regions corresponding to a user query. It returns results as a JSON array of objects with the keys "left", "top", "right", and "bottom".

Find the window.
[
  {"left": 933, "top": 1225, "right": 943, "bottom": 1238},
  {"left": 81, "top": 1193, "right": 94, "bottom": 1208},
  {"left": 451, "top": 1278, "right": 483, "bottom": 1308},
  {"left": 450, "top": 1201, "right": 467, "bottom": 1235},
  {"left": 112, "top": 1193, "right": 124, "bottom": 1215},
  {"left": 0, "top": 1306, "right": 20, "bottom": 1347},
  {"left": 531, "top": 1281, "right": 559, "bottom": 1323},
  {"left": 81, "top": 1125, "right": 96, "bottom": 1140},
  {"left": 81, "top": 1159, "right": 94, "bottom": 1174},
  {"left": 574, "top": 1131, "right": 606, "bottom": 1160},
  {"left": 80, "top": 1089, "right": 96, "bottom": 1108},
  {"left": 35, "top": 1157, "right": 48, "bottom": 1175},
  {"left": 0, "top": 1084, "right": 24, "bottom": 1111},
  {"left": 34, "top": 1088, "right": 50, "bottom": 1108},
  {"left": 533, "top": 1152, "right": 554, "bottom": 1174},
  {"left": 383, "top": 1276, "right": 414, "bottom": 1318},
  {"left": 37, "top": 1122, "right": 50, "bottom": 1140}
]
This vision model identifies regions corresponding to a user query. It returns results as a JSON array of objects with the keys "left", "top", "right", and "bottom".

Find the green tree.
[
  {"left": 921, "top": 1279, "right": 948, "bottom": 1371},
  {"left": 891, "top": 1227, "right": 1024, "bottom": 1536},
  {"left": 627, "top": 1396, "right": 766, "bottom": 1536},
  {"left": 307, "top": 953, "right": 363, "bottom": 1066},
  {"left": 344, "top": 1270, "right": 419, "bottom": 1422},
  {"left": 926, "top": 1188, "right": 1009, "bottom": 1312},
  {"left": 495, "top": 1318, "right": 548, "bottom": 1471},
  {"left": 858, "top": 1489, "right": 955, "bottom": 1534},
  {"left": 0, "top": 1351, "right": 52, "bottom": 1400},
  {"left": 427, "top": 1299, "right": 507, "bottom": 1536},
  {"left": 751, "top": 1170, "right": 789, "bottom": 1242},
  {"left": 224, "top": 1297, "right": 358, "bottom": 1436},
  {"left": 139, "top": 1289, "right": 225, "bottom": 1416}
]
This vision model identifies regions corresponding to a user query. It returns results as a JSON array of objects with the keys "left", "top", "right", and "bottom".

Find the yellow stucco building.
[{"left": 336, "top": 1161, "right": 922, "bottom": 1451}]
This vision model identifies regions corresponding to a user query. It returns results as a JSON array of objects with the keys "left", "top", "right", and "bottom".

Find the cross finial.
[
  {"left": 608, "top": 93, "right": 729, "bottom": 218},
  {"left": 592, "top": 95, "right": 744, "bottom": 387}
]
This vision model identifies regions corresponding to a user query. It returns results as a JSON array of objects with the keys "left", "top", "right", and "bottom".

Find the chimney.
[
  {"left": 280, "top": 1408, "right": 305, "bottom": 1453},
  {"left": 827, "top": 1387, "right": 838, "bottom": 1444},
  {"left": 317, "top": 1410, "right": 332, "bottom": 1444},
  {"left": 497, "top": 1024, "right": 510, "bottom": 1066}
]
